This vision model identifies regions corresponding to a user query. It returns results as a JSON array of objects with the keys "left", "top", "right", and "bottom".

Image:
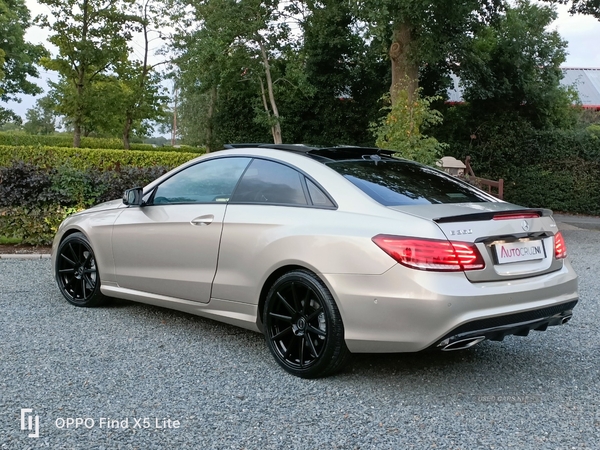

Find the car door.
[
  {"left": 111, "top": 156, "right": 251, "bottom": 303},
  {"left": 211, "top": 158, "right": 337, "bottom": 304}
]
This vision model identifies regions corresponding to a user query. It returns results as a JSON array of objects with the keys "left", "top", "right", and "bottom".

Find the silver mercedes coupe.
[{"left": 52, "top": 145, "right": 578, "bottom": 378}]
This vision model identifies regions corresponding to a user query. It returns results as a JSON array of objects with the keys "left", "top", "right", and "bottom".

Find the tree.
[
  {"left": 38, "top": 0, "right": 134, "bottom": 147},
  {"left": 280, "top": 0, "right": 388, "bottom": 146},
  {"left": 116, "top": 0, "right": 169, "bottom": 149},
  {"left": 175, "top": 0, "right": 297, "bottom": 144},
  {"left": 0, "top": 0, "right": 47, "bottom": 120},
  {"left": 459, "top": 0, "right": 576, "bottom": 129},
  {"left": 372, "top": 90, "right": 446, "bottom": 165},
  {"left": 24, "top": 97, "right": 57, "bottom": 134},
  {"left": 553, "top": 0, "right": 600, "bottom": 19},
  {"left": 357, "top": 0, "right": 502, "bottom": 105}
]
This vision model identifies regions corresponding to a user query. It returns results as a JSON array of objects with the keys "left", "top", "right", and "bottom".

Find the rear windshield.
[{"left": 325, "top": 160, "right": 490, "bottom": 206}]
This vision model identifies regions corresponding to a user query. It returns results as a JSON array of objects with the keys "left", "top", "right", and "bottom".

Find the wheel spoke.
[
  {"left": 291, "top": 282, "right": 300, "bottom": 312},
  {"left": 60, "top": 253, "right": 77, "bottom": 267},
  {"left": 83, "top": 273, "right": 96, "bottom": 290},
  {"left": 306, "top": 306, "right": 323, "bottom": 321},
  {"left": 298, "top": 336, "right": 305, "bottom": 368},
  {"left": 307, "top": 324, "right": 326, "bottom": 337},
  {"left": 68, "top": 243, "right": 80, "bottom": 265},
  {"left": 277, "top": 292, "right": 297, "bottom": 315},
  {"left": 59, "top": 268, "right": 75, "bottom": 274},
  {"left": 307, "top": 335, "right": 320, "bottom": 358},
  {"left": 301, "top": 289, "right": 310, "bottom": 315},
  {"left": 271, "top": 326, "right": 292, "bottom": 341},
  {"left": 80, "top": 278, "right": 87, "bottom": 299},
  {"left": 283, "top": 336, "right": 296, "bottom": 360},
  {"left": 269, "top": 312, "right": 292, "bottom": 323}
]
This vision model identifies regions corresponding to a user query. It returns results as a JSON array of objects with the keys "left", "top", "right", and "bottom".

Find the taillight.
[
  {"left": 372, "top": 235, "right": 485, "bottom": 272},
  {"left": 554, "top": 231, "right": 567, "bottom": 259}
]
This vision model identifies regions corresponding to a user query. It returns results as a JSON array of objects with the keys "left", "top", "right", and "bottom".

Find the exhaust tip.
[
  {"left": 560, "top": 314, "right": 573, "bottom": 325},
  {"left": 441, "top": 336, "right": 485, "bottom": 351}
]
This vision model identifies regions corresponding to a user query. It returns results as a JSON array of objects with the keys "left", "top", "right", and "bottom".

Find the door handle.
[{"left": 191, "top": 214, "right": 214, "bottom": 226}]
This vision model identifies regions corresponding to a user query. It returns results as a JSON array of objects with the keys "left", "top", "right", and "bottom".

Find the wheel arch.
[{"left": 256, "top": 264, "right": 337, "bottom": 333}]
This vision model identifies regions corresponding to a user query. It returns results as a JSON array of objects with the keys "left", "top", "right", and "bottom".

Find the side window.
[
  {"left": 152, "top": 157, "right": 251, "bottom": 204},
  {"left": 230, "top": 159, "right": 308, "bottom": 205},
  {"left": 306, "top": 179, "right": 335, "bottom": 207}
]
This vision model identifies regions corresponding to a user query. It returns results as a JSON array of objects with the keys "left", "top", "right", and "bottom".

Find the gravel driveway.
[{"left": 1, "top": 229, "right": 598, "bottom": 449}]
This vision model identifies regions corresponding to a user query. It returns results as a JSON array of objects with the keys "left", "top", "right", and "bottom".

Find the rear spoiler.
[{"left": 433, "top": 208, "right": 553, "bottom": 224}]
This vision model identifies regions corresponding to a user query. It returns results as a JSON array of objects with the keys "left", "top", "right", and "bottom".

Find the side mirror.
[{"left": 123, "top": 187, "right": 144, "bottom": 206}]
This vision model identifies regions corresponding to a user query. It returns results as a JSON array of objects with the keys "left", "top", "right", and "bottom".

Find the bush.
[
  {"left": 0, "top": 132, "right": 206, "bottom": 152},
  {"left": 0, "top": 204, "right": 78, "bottom": 246},
  {"left": 0, "top": 145, "right": 199, "bottom": 170},
  {"left": 439, "top": 116, "right": 600, "bottom": 215},
  {"left": 0, "top": 158, "right": 176, "bottom": 245}
]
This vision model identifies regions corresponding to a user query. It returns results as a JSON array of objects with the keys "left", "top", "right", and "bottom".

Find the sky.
[{"left": 4, "top": 1, "right": 600, "bottom": 120}]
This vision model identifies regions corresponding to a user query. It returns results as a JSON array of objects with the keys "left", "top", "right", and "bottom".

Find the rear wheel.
[
  {"left": 55, "top": 232, "right": 107, "bottom": 307},
  {"left": 264, "top": 269, "right": 350, "bottom": 378}
]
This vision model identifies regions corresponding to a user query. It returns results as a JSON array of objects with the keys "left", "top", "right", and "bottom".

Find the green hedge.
[
  {"left": 0, "top": 132, "right": 206, "bottom": 152},
  {"left": 446, "top": 123, "right": 600, "bottom": 215},
  {"left": 0, "top": 145, "right": 200, "bottom": 170}
]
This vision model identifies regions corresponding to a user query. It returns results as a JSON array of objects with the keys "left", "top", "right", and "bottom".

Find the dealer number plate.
[{"left": 494, "top": 240, "right": 546, "bottom": 264}]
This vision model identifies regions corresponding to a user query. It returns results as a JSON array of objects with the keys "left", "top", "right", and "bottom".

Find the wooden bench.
[{"left": 464, "top": 156, "right": 504, "bottom": 200}]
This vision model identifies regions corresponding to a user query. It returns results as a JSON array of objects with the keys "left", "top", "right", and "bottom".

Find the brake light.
[
  {"left": 554, "top": 232, "right": 567, "bottom": 259},
  {"left": 372, "top": 235, "right": 485, "bottom": 271},
  {"left": 493, "top": 212, "right": 540, "bottom": 220}
]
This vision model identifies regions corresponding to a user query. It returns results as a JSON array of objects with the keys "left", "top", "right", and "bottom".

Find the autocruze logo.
[
  {"left": 500, "top": 244, "right": 543, "bottom": 258},
  {"left": 20, "top": 409, "right": 39, "bottom": 438}
]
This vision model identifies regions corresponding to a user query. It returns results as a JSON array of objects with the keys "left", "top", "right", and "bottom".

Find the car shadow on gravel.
[{"left": 92, "top": 296, "right": 572, "bottom": 386}]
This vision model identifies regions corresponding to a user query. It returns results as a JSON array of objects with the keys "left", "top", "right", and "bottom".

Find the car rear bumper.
[{"left": 322, "top": 260, "right": 578, "bottom": 353}]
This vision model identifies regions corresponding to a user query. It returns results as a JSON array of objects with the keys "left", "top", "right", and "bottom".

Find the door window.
[
  {"left": 152, "top": 157, "right": 251, "bottom": 204},
  {"left": 230, "top": 159, "right": 308, "bottom": 205}
]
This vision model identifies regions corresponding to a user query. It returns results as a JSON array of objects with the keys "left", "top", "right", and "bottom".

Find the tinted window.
[
  {"left": 153, "top": 157, "right": 251, "bottom": 204},
  {"left": 326, "top": 160, "right": 489, "bottom": 206},
  {"left": 306, "top": 179, "right": 335, "bottom": 207},
  {"left": 230, "top": 159, "right": 308, "bottom": 205}
]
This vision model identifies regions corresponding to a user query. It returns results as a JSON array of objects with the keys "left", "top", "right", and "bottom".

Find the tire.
[
  {"left": 264, "top": 269, "right": 351, "bottom": 378},
  {"left": 55, "top": 232, "right": 107, "bottom": 307}
]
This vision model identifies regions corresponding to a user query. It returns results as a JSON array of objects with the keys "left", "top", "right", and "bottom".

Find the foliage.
[
  {"left": 0, "top": 205, "right": 78, "bottom": 245},
  {"left": 0, "top": 145, "right": 199, "bottom": 169},
  {"left": 37, "top": 0, "right": 136, "bottom": 146},
  {"left": 0, "top": 132, "right": 205, "bottom": 151},
  {"left": 0, "top": 0, "right": 47, "bottom": 119},
  {"left": 433, "top": 110, "right": 600, "bottom": 214},
  {"left": 0, "top": 159, "right": 172, "bottom": 244},
  {"left": 24, "top": 97, "right": 58, "bottom": 135},
  {"left": 372, "top": 90, "right": 447, "bottom": 165},
  {"left": 357, "top": 0, "right": 503, "bottom": 102},
  {"left": 552, "top": 0, "right": 600, "bottom": 19},
  {"left": 458, "top": 0, "right": 576, "bottom": 129},
  {"left": 280, "top": 0, "right": 388, "bottom": 146}
]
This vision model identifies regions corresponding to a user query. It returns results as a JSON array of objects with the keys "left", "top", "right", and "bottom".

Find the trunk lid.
[{"left": 388, "top": 203, "right": 563, "bottom": 282}]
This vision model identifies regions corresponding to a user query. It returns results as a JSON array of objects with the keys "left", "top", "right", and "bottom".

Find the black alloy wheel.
[
  {"left": 264, "top": 269, "right": 350, "bottom": 378},
  {"left": 55, "top": 232, "right": 107, "bottom": 307}
]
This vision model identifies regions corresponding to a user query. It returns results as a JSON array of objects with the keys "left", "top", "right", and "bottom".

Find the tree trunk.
[
  {"left": 389, "top": 21, "right": 419, "bottom": 106},
  {"left": 73, "top": 0, "right": 89, "bottom": 148},
  {"left": 259, "top": 41, "right": 282, "bottom": 144},
  {"left": 123, "top": 114, "right": 133, "bottom": 150},
  {"left": 206, "top": 84, "right": 217, "bottom": 153},
  {"left": 259, "top": 78, "right": 277, "bottom": 143},
  {"left": 73, "top": 121, "right": 82, "bottom": 148}
]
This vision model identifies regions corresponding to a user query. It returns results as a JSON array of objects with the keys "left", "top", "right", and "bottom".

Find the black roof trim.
[{"left": 223, "top": 143, "right": 397, "bottom": 158}]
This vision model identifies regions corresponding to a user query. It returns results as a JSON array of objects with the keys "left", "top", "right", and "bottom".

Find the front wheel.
[
  {"left": 55, "top": 232, "right": 107, "bottom": 307},
  {"left": 264, "top": 270, "right": 350, "bottom": 378}
]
